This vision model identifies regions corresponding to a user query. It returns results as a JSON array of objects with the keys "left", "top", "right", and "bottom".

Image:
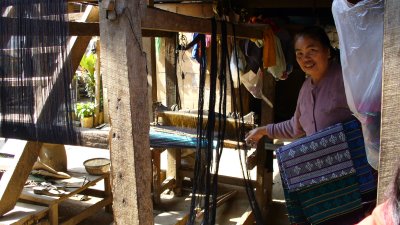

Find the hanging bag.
[{"left": 332, "top": 0, "right": 384, "bottom": 169}]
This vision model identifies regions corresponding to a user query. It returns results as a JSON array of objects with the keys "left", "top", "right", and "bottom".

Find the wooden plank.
[
  {"left": 0, "top": 140, "right": 42, "bottom": 216},
  {"left": 160, "top": 177, "right": 175, "bottom": 193},
  {"left": 0, "top": 202, "right": 48, "bottom": 225},
  {"left": 142, "top": 7, "right": 267, "bottom": 39},
  {"left": 20, "top": 172, "right": 107, "bottom": 205},
  {"left": 61, "top": 197, "right": 112, "bottom": 225},
  {"left": 378, "top": 0, "right": 400, "bottom": 204},
  {"left": 99, "top": 0, "right": 153, "bottom": 224}
]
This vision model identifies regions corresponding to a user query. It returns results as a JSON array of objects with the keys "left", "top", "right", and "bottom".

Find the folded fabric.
[
  {"left": 277, "top": 119, "right": 377, "bottom": 225},
  {"left": 277, "top": 120, "right": 364, "bottom": 191}
]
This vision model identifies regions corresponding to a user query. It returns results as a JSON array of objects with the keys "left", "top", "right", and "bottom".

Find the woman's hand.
[{"left": 245, "top": 126, "right": 268, "bottom": 147}]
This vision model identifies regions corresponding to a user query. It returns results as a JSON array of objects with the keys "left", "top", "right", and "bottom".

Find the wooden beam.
[
  {"left": 142, "top": 7, "right": 267, "bottom": 39},
  {"left": 154, "top": 3, "right": 214, "bottom": 18},
  {"left": 0, "top": 18, "right": 99, "bottom": 36},
  {"left": 378, "top": 0, "right": 400, "bottom": 204},
  {"left": 232, "top": 0, "right": 332, "bottom": 9},
  {"left": 69, "top": 21, "right": 99, "bottom": 36},
  {"left": 3, "top": 7, "right": 267, "bottom": 38},
  {"left": 142, "top": 29, "right": 174, "bottom": 37},
  {"left": 179, "top": 169, "right": 256, "bottom": 187},
  {"left": 0, "top": 140, "right": 42, "bottom": 216},
  {"left": 99, "top": 0, "right": 153, "bottom": 224},
  {"left": 156, "top": 111, "right": 255, "bottom": 140}
]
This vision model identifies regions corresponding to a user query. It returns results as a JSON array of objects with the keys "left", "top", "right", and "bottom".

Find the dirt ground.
[
  {"left": 0, "top": 140, "right": 289, "bottom": 225},
  {"left": 59, "top": 145, "right": 290, "bottom": 225}
]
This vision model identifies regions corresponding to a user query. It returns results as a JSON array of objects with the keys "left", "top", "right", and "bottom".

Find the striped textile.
[{"left": 277, "top": 119, "right": 377, "bottom": 225}]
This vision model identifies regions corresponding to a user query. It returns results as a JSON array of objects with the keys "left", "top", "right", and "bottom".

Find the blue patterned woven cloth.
[{"left": 277, "top": 119, "right": 377, "bottom": 225}]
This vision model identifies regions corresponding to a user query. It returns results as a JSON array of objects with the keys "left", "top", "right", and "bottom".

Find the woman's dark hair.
[
  {"left": 387, "top": 165, "right": 400, "bottom": 225},
  {"left": 294, "top": 26, "right": 340, "bottom": 61}
]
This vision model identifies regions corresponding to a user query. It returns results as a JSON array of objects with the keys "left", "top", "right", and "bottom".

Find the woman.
[{"left": 245, "top": 26, "right": 353, "bottom": 145}]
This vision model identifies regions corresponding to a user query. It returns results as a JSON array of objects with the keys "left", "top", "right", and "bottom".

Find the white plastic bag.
[
  {"left": 332, "top": 0, "right": 384, "bottom": 169},
  {"left": 241, "top": 68, "right": 273, "bottom": 108}
]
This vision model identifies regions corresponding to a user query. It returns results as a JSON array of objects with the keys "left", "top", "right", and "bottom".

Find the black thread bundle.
[
  {"left": 188, "top": 18, "right": 264, "bottom": 225},
  {"left": 0, "top": 0, "right": 77, "bottom": 144}
]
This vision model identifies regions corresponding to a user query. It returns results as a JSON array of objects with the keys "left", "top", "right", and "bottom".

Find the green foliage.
[
  {"left": 80, "top": 53, "right": 96, "bottom": 77},
  {"left": 76, "top": 53, "right": 97, "bottom": 98},
  {"left": 75, "top": 102, "right": 96, "bottom": 119}
]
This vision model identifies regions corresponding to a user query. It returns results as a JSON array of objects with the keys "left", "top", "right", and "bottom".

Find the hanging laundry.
[
  {"left": 243, "top": 39, "right": 263, "bottom": 73},
  {"left": 266, "top": 35, "right": 287, "bottom": 80},
  {"left": 262, "top": 28, "right": 276, "bottom": 68},
  {"left": 274, "top": 28, "right": 295, "bottom": 80},
  {"left": 191, "top": 33, "right": 206, "bottom": 63}
]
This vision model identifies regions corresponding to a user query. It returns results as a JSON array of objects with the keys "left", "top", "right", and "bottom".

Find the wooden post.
[
  {"left": 99, "top": 0, "right": 153, "bottom": 224},
  {"left": 147, "top": 0, "right": 158, "bottom": 107},
  {"left": 142, "top": 37, "right": 157, "bottom": 122},
  {"left": 255, "top": 73, "right": 275, "bottom": 220},
  {"left": 167, "top": 149, "right": 182, "bottom": 196},
  {"left": 378, "top": 0, "right": 400, "bottom": 204},
  {"left": 94, "top": 38, "right": 101, "bottom": 126},
  {"left": 165, "top": 36, "right": 177, "bottom": 108}
]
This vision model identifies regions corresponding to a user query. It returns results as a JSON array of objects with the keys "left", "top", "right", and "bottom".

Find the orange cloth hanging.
[{"left": 263, "top": 28, "right": 276, "bottom": 68}]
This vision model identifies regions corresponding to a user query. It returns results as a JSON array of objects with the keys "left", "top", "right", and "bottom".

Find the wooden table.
[
  {"left": 0, "top": 202, "right": 48, "bottom": 225},
  {"left": 19, "top": 171, "right": 112, "bottom": 225}
]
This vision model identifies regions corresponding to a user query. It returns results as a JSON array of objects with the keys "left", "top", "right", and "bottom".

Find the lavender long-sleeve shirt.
[{"left": 266, "top": 61, "right": 353, "bottom": 139}]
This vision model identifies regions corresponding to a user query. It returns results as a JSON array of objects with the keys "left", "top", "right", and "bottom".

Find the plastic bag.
[
  {"left": 332, "top": 0, "right": 384, "bottom": 169},
  {"left": 241, "top": 68, "right": 273, "bottom": 108}
]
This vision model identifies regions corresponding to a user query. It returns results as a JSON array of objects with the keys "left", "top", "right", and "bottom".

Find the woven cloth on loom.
[
  {"left": 277, "top": 119, "right": 377, "bottom": 225},
  {"left": 149, "top": 126, "right": 216, "bottom": 149}
]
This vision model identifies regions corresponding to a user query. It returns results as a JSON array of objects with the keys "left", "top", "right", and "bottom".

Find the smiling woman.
[{"left": 245, "top": 26, "right": 352, "bottom": 143}]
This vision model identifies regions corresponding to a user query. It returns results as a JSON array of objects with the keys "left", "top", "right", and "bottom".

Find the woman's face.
[{"left": 295, "top": 35, "right": 330, "bottom": 82}]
